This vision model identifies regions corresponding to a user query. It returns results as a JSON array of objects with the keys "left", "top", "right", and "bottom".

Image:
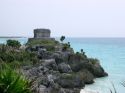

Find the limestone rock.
[
  {"left": 57, "top": 73, "right": 85, "bottom": 88},
  {"left": 58, "top": 63, "right": 72, "bottom": 73}
]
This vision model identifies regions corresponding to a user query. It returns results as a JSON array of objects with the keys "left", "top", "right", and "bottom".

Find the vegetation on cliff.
[
  {"left": 0, "top": 38, "right": 108, "bottom": 93},
  {"left": 7, "top": 40, "right": 21, "bottom": 48},
  {"left": 60, "top": 36, "right": 65, "bottom": 43},
  {"left": 0, "top": 43, "right": 38, "bottom": 67},
  {"left": 27, "top": 39, "right": 59, "bottom": 51}
]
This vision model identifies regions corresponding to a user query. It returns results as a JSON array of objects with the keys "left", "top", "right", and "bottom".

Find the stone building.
[
  {"left": 28, "top": 28, "right": 55, "bottom": 41},
  {"left": 34, "top": 29, "right": 51, "bottom": 38}
]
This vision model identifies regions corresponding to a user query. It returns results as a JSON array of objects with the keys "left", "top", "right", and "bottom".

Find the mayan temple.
[{"left": 28, "top": 28, "right": 55, "bottom": 41}]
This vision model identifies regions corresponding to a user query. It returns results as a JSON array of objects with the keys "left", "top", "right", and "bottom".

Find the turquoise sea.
[{"left": 0, "top": 38, "right": 125, "bottom": 93}]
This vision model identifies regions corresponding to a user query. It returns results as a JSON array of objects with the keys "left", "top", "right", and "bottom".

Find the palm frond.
[{"left": 0, "top": 64, "right": 31, "bottom": 93}]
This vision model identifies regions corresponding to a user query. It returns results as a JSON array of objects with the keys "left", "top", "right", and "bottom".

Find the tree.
[
  {"left": 68, "top": 42, "right": 71, "bottom": 47},
  {"left": 6, "top": 40, "right": 21, "bottom": 48},
  {"left": 81, "top": 49, "right": 83, "bottom": 53},
  {"left": 60, "top": 36, "right": 65, "bottom": 43},
  {"left": 80, "top": 49, "right": 85, "bottom": 55},
  {"left": 80, "top": 49, "right": 87, "bottom": 58}
]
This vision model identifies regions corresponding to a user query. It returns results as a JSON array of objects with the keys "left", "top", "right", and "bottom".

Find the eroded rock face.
[
  {"left": 42, "top": 59, "right": 58, "bottom": 71},
  {"left": 67, "top": 54, "right": 108, "bottom": 77},
  {"left": 57, "top": 73, "right": 85, "bottom": 88},
  {"left": 78, "top": 70, "right": 94, "bottom": 84},
  {"left": 58, "top": 63, "right": 72, "bottom": 73},
  {"left": 67, "top": 54, "right": 89, "bottom": 72},
  {"left": 38, "top": 50, "right": 53, "bottom": 59},
  {"left": 90, "top": 63, "right": 108, "bottom": 77},
  {"left": 23, "top": 51, "right": 108, "bottom": 93}
]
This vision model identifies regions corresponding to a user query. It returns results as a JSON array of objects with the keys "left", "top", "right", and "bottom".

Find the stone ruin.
[
  {"left": 28, "top": 28, "right": 55, "bottom": 41},
  {"left": 34, "top": 29, "right": 51, "bottom": 38}
]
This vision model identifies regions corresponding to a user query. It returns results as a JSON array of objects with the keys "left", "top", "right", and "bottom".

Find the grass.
[
  {"left": 26, "top": 39, "right": 59, "bottom": 51},
  {"left": 27, "top": 39, "right": 57, "bottom": 46}
]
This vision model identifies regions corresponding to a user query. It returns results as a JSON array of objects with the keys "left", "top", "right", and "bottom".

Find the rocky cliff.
[{"left": 23, "top": 39, "right": 108, "bottom": 93}]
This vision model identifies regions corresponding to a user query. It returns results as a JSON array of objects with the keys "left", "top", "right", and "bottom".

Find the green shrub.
[
  {"left": 0, "top": 51, "right": 15, "bottom": 62},
  {"left": 6, "top": 40, "right": 21, "bottom": 48},
  {"left": 7, "top": 61, "right": 21, "bottom": 69},
  {"left": 88, "top": 58, "right": 99, "bottom": 65},
  {"left": 62, "top": 43, "right": 70, "bottom": 51},
  {"left": 0, "top": 64, "right": 31, "bottom": 93},
  {"left": 75, "top": 52, "right": 86, "bottom": 59},
  {"left": 27, "top": 39, "right": 56, "bottom": 46},
  {"left": 0, "top": 46, "right": 38, "bottom": 66},
  {"left": 43, "top": 45, "right": 55, "bottom": 51},
  {"left": 27, "top": 39, "right": 57, "bottom": 51},
  {"left": 67, "top": 42, "right": 71, "bottom": 47},
  {"left": 55, "top": 40, "right": 60, "bottom": 44},
  {"left": 0, "top": 44, "right": 7, "bottom": 52}
]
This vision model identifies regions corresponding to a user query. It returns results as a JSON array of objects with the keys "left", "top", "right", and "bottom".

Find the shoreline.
[{"left": 81, "top": 88, "right": 99, "bottom": 93}]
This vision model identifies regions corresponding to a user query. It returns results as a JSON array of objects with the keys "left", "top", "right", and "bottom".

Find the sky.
[{"left": 0, "top": 0, "right": 125, "bottom": 37}]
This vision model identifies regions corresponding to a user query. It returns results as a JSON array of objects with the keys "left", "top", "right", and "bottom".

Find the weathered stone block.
[{"left": 34, "top": 29, "right": 51, "bottom": 38}]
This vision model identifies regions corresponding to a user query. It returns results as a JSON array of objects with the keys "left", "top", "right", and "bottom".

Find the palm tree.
[
  {"left": 0, "top": 64, "right": 31, "bottom": 93},
  {"left": 81, "top": 49, "right": 85, "bottom": 55},
  {"left": 60, "top": 36, "right": 65, "bottom": 43}
]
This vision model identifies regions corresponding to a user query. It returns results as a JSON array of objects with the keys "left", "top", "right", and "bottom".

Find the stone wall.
[
  {"left": 34, "top": 29, "right": 50, "bottom": 38},
  {"left": 28, "top": 28, "right": 55, "bottom": 42},
  {"left": 28, "top": 38, "right": 55, "bottom": 42}
]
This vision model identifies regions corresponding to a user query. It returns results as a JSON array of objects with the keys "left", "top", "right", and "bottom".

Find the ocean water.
[
  {"left": 64, "top": 38, "right": 125, "bottom": 93},
  {"left": 0, "top": 38, "right": 125, "bottom": 93},
  {"left": 0, "top": 37, "right": 28, "bottom": 45}
]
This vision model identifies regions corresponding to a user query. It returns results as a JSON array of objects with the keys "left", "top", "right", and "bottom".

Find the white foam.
[{"left": 80, "top": 89, "right": 100, "bottom": 93}]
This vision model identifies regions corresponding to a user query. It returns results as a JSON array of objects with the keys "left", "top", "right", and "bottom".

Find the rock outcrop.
[{"left": 23, "top": 29, "right": 108, "bottom": 93}]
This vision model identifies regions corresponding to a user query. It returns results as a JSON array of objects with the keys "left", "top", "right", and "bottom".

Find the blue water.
[
  {"left": 0, "top": 38, "right": 125, "bottom": 93},
  {"left": 64, "top": 38, "right": 125, "bottom": 93},
  {"left": 0, "top": 38, "right": 28, "bottom": 45}
]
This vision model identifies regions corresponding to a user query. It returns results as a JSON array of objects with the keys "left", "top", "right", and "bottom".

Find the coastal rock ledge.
[{"left": 23, "top": 28, "right": 108, "bottom": 93}]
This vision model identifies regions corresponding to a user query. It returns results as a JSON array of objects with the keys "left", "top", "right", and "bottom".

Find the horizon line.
[{"left": 0, "top": 36, "right": 125, "bottom": 38}]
